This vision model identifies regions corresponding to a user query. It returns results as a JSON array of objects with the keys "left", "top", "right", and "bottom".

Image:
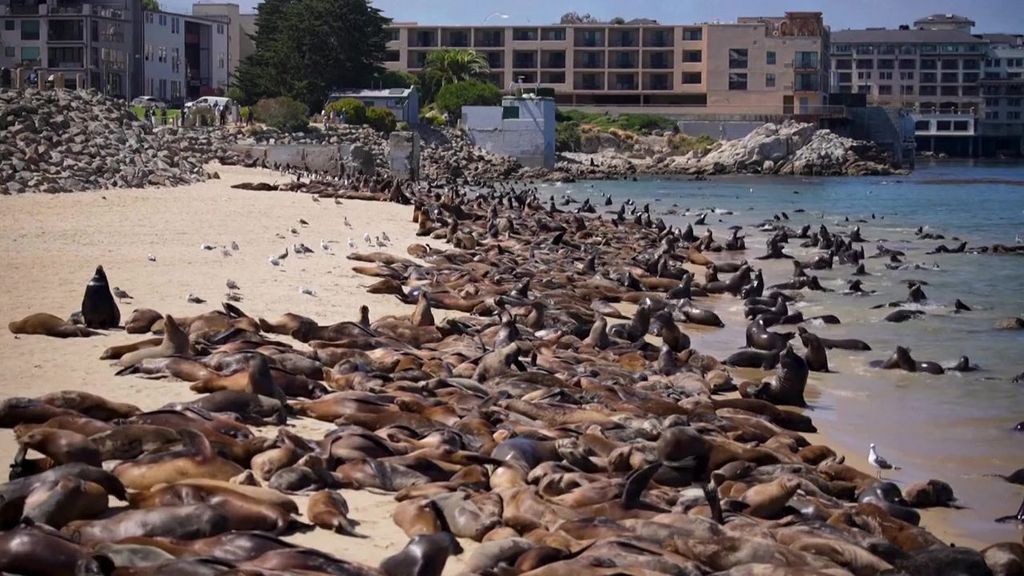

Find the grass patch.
[
  {"left": 130, "top": 106, "right": 181, "bottom": 122},
  {"left": 555, "top": 109, "right": 677, "bottom": 133}
]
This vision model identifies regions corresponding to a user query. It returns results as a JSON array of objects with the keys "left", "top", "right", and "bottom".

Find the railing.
[
  {"left": 577, "top": 38, "right": 603, "bottom": 48},
  {"left": 50, "top": 5, "right": 83, "bottom": 14},
  {"left": 51, "top": 60, "right": 85, "bottom": 69},
  {"left": 912, "top": 107, "right": 977, "bottom": 116},
  {"left": 793, "top": 56, "right": 819, "bottom": 69},
  {"left": 49, "top": 33, "right": 85, "bottom": 42}
]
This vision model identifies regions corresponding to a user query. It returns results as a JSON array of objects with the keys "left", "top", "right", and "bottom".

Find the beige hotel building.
[{"left": 383, "top": 12, "right": 831, "bottom": 116}]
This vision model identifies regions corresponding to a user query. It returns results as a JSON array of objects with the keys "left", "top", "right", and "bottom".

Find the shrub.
[
  {"left": 253, "top": 97, "right": 309, "bottom": 132},
  {"left": 434, "top": 80, "right": 502, "bottom": 120},
  {"left": 226, "top": 86, "right": 246, "bottom": 104},
  {"left": 420, "top": 107, "right": 447, "bottom": 127},
  {"left": 667, "top": 133, "right": 719, "bottom": 155},
  {"left": 556, "top": 122, "right": 581, "bottom": 153},
  {"left": 186, "top": 105, "right": 215, "bottom": 127},
  {"left": 396, "top": 121, "right": 410, "bottom": 131},
  {"left": 364, "top": 107, "right": 397, "bottom": 133},
  {"left": 326, "top": 98, "right": 366, "bottom": 125}
]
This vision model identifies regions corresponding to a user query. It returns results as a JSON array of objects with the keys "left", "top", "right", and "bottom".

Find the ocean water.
[{"left": 540, "top": 161, "right": 1024, "bottom": 545}]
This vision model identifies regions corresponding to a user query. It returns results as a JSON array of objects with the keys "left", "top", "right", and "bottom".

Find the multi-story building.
[
  {"left": 0, "top": 0, "right": 143, "bottom": 97},
  {"left": 384, "top": 12, "right": 831, "bottom": 116},
  {"left": 979, "top": 33, "right": 1024, "bottom": 153},
  {"left": 190, "top": 2, "right": 255, "bottom": 83},
  {"left": 142, "top": 9, "right": 228, "bottom": 104}
]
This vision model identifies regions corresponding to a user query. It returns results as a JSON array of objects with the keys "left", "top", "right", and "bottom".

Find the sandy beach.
[
  {"left": 0, "top": 164, "right": 993, "bottom": 571},
  {"left": 0, "top": 164, "right": 477, "bottom": 571}
]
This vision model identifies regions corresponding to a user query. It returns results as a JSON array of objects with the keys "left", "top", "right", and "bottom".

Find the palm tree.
[{"left": 423, "top": 49, "right": 490, "bottom": 88}]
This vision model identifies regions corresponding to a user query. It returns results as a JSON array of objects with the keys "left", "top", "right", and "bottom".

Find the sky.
[{"left": 177, "top": 0, "right": 1024, "bottom": 33}]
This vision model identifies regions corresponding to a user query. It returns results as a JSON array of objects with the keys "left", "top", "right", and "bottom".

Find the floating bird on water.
[
  {"left": 868, "top": 443, "right": 899, "bottom": 478},
  {"left": 226, "top": 279, "right": 239, "bottom": 290},
  {"left": 187, "top": 293, "right": 206, "bottom": 304},
  {"left": 112, "top": 287, "right": 132, "bottom": 301},
  {"left": 230, "top": 241, "right": 239, "bottom": 251},
  {"left": 200, "top": 243, "right": 215, "bottom": 251},
  {"left": 300, "top": 287, "right": 316, "bottom": 296}
]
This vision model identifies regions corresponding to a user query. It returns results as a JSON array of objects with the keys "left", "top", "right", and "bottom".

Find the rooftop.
[
  {"left": 913, "top": 14, "right": 975, "bottom": 26},
  {"left": 832, "top": 28, "right": 987, "bottom": 44},
  {"left": 328, "top": 88, "right": 416, "bottom": 99}
]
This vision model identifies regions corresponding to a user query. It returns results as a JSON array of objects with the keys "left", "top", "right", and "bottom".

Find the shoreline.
[{"left": 0, "top": 164, "right": 1011, "bottom": 573}]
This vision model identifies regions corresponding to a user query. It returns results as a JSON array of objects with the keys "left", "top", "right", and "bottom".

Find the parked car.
[
  {"left": 185, "top": 96, "right": 234, "bottom": 111},
  {"left": 131, "top": 96, "right": 167, "bottom": 109}
]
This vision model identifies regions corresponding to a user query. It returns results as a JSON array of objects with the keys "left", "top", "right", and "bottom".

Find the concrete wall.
[
  {"left": 388, "top": 131, "right": 420, "bottom": 180},
  {"left": 461, "top": 97, "right": 556, "bottom": 168},
  {"left": 677, "top": 120, "right": 766, "bottom": 140},
  {"left": 229, "top": 143, "right": 382, "bottom": 177}
]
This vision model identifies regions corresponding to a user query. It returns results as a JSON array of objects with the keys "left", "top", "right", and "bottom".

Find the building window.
[
  {"left": 838, "top": 72, "right": 852, "bottom": 83},
  {"left": 962, "top": 72, "right": 978, "bottom": 83},
  {"left": 985, "top": 111, "right": 999, "bottom": 119},
  {"left": 541, "top": 28, "right": 566, "bottom": 41},
  {"left": 920, "top": 86, "right": 937, "bottom": 96},
  {"left": 940, "top": 59, "right": 958, "bottom": 70},
  {"left": 920, "top": 72, "right": 936, "bottom": 83},
  {"left": 386, "top": 29, "right": 399, "bottom": 42},
  {"left": 879, "top": 71, "right": 893, "bottom": 80},
  {"left": 901, "top": 85, "right": 914, "bottom": 95},
  {"left": 144, "top": 44, "right": 151, "bottom": 61},
  {"left": 920, "top": 59, "right": 937, "bottom": 70},
  {"left": 728, "top": 48, "right": 748, "bottom": 69},
  {"left": 4, "top": 20, "right": 14, "bottom": 31},
  {"left": 728, "top": 72, "right": 747, "bottom": 90},
  {"left": 171, "top": 80, "right": 181, "bottom": 99},
  {"left": 682, "top": 28, "right": 702, "bottom": 41},
  {"left": 384, "top": 50, "right": 399, "bottom": 62},
  {"left": 765, "top": 72, "right": 775, "bottom": 88},
  {"left": 856, "top": 59, "right": 873, "bottom": 70},
  {"left": 766, "top": 51, "right": 776, "bottom": 65},
  {"left": 145, "top": 12, "right": 153, "bottom": 24},
  {"left": 682, "top": 50, "right": 701, "bottom": 63},
  {"left": 682, "top": 72, "right": 701, "bottom": 84},
  {"left": 172, "top": 18, "right": 179, "bottom": 34},
  {"left": 1009, "top": 98, "right": 1022, "bottom": 107},
  {"left": 878, "top": 85, "right": 893, "bottom": 95},
  {"left": 158, "top": 14, "right": 166, "bottom": 26},
  {"left": 21, "top": 19, "right": 39, "bottom": 40},
  {"left": 940, "top": 72, "right": 958, "bottom": 83},
  {"left": 857, "top": 85, "right": 871, "bottom": 94},
  {"left": 1009, "top": 111, "right": 1022, "bottom": 120},
  {"left": 985, "top": 98, "right": 1000, "bottom": 107},
  {"left": 4, "top": 46, "right": 14, "bottom": 58},
  {"left": 171, "top": 48, "right": 179, "bottom": 72},
  {"left": 218, "top": 53, "right": 225, "bottom": 69},
  {"left": 899, "top": 71, "right": 914, "bottom": 81},
  {"left": 836, "top": 59, "right": 852, "bottom": 70},
  {"left": 21, "top": 46, "right": 40, "bottom": 63},
  {"left": 857, "top": 71, "right": 871, "bottom": 80},
  {"left": 877, "top": 59, "right": 894, "bottom": 70},
  {"left": 217, "top": 24, "right": 225, "bottom": 34},
  {"left": 898, "top": 59, "right": 915, "bottom": 70}
]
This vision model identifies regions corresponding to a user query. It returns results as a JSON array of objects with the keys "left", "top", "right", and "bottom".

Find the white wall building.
[{"left": 142, "top": 9, "right": 227, "bottom": 103}]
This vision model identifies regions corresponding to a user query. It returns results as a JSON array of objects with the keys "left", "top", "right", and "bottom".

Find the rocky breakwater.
[
  {"left": 0, "top": 89, "right": 240, "bottom": 194},
  {"left": 669, "top": 121, "right": 897, "bottom": 176},
  {"left": 234, "top": 124, "right": 392, "bottom": 175},
  {"left": 420, "top": 128, "right": 543, "bottom": 184}
]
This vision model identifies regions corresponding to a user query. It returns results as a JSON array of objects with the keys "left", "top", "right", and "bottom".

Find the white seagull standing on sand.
[
  {"left": 344, "top": 216, "right": 352, "bottom": 228},
  {"left": 268, "top": 256, "right": 281, "bottom": 267},
  {"left": 363, "top": 233, "right": 371, "bottom": 245},
  {"left": 226, "top": 279, "right": 240, "bottom": 291},
  {"left": 868, "top": 443, "right": 899, "bottom": 478},
  {"left": 347, "top": 238, "right": 356, "bottom": 251},
  {"left": 381, "top": 232, "right": 391, "bottom": 244},
  {"left": 321, "top": 239, "right": 331, "bottom": 252}
]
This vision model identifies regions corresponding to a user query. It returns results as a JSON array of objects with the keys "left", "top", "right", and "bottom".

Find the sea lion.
[
  {"left": 88, "top": 425, "right": 181, "bottom": 461},
  {"left": 81, "top": 265, "right": 120, "bottom": 329},
  {"left": 7, "top": 313, "right": 99, "bottom": 338},
  {"left": 0, "top": 463, "right": 126, "bottom": 504},
  {"left": 38, "top": 390, "right": 140, "bottom": 421},
  {"left": 796, "top": 327, "right": 871, "bottom": 351},
  {"left": 0, "top": 522, "right": 116, "bottom": 576},
  {"left": 128, "top": 482, "right": 295, "bottom": 533},
  {"left": 100, "top": 338, "right": 164, "bottom": 360},
  {"left": 411, "top": 292, "right": 435, "bottom": 327},
  {"left": 745, "top": 319, "right": 792, "bottom": 352},
  {"left": 62, "top": 503, "right": 231, "bottom": 545},
  {"left": 118, "top": 315, "right": 190, "bottom": 367},
  {"left": 875, "top": 346, "right": 944, "bottom": 375},
  {"left": 724, "top": 349, "right": 781, "bottom": 370},
  {"left": 14, "top": 428, "right": 102, "bottom": 467},
  {"left": 798, "top": 331, "right": 829, "bottom": 373},
  {"left": 125, "top": 308, "right": 164, "bottom": 334},
  {"left": 21, "top": 477, "right": 109, "bottom": 528},
  {"left": 380, "top": 532, "right": 464, "bottom": 576},
  {"left": 885, "top": 309, "right": 925, "bottom": 323},
  {"left": 112, "top": 429, "right": 245, "bottom": 491},
  {"left": 730, "top": 476, "right": 801, "bottom": 519},
  {"left": 0, "top": 397, "right": 79, "bottom": 428},
  {"left": 307, "top": 490, "right": 364, "bottom": 537},
  {"left": 948, "top": 356, "right": 978, "bottom": 372},
  {"left": 741, "top": 345, "right": 808, "bottom": 407}
]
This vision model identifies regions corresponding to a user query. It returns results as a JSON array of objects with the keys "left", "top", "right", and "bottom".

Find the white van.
[{"left": 185, "top": 96, "right": 234, "bottom": 110}]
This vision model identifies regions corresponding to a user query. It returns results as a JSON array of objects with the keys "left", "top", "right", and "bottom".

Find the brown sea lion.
[
  {"left": 8, "top": 313, "right": 100, "bottom": 338},
  {"left": 731, "top": 476, "right": 802, "bottom": 519},
  {"left": 15, "top": 428, "right": 102, "bottom": 467},
  {"left": 128, "top": 482, "right": 295, "bottom": 533},
  {"left": 38, "top": 390, "right": 141, "bottom": 420},
  {"left": 13, "top": 415, "right": 113, "bottom": 439},
  {"left": 307, "top": 490, "right": 364, "bottom": 537},
  {"left": 412, "top": 292, "right": 436, "bottom": 327},
  {"left": 62, "top": 503, "right": 231, "bottom": 545},
  {"left": 0, "top": 398, "right": 80, "bottom": 428},
  {"left": 99, "top": 338, "right": 164, "bottom": 360},
  {"left": 0, "top": 522, "right": 115, "bottom": 576},
  {"left": 118, "top": 315, "right": 190, "bottom": 367},
  {"left": 88, "top": 425, "right": 181, "bottom": 461},
  {"left": 22, "top": 477, "right": 109, "bottom": 528},
  {"left": 125, "top": 308, "right": 164, "bottom": 334},
  {"left": 380, "top": 532, "right": 464, "bottom": 576},
  {"left": 112, "top": 429, "right": 245, "bottom": 491}
]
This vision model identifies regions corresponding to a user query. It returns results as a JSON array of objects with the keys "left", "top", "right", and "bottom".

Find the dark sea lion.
[
  {"left": 22, "top": 477, "right": 109, "bottom": 528},
  {"left": 15, "top": 428, "right": 102, "bottom": 467},
  {"left": 743, "top": 345, "right": 808, "bottom": 407},
  {"left": 99, "top": 338, "right": 164, "bottom": 360},
  {"left": 125, "top": 308, "right": 164, "bottom": 334},
  {"left": 0, "top": 522, "right": 115, "bottom": 576},
  {"left": 8, "top": 313, "right": 100, "bottom": 338},
  {"left": 796, "top": 327, "right": 871, "bottom": 351},
  {"left": 745, "top": 319, "right": 792, "bottom": 352},
  {"left": 118, "top": 315, "right": 190, "bottom": 367},
  {"left": 380, "top": 532, "right": 464, "bottom": 576},
  {"left": 885, "top": 309, "right": 925, "bottom": 323},
  {"left": 948, "top": 356, "right": 978, "bottom": 372},
  {"left": 88, "top": 425, "right": 181, "bottom": 461},
  {"left": 798, "top": 331, "right": 829, "bottom": 373},
  {"left": 307, "top": 490, "right": 364, "bottom": 537},
  {"left": 38, "top": 390, "right": 140, "bottom": 420},
  {"left": 0, "top": 463, "right": 126, "bottom": 505},
  {"left": 81, "top": 265, "right": 120, "bottom": 329},
  {"left": 128, "top": 482, "right": 294, "bottom": 534},
  {"left": 903, "top": 479, "right": 957, "bottom": 508},
  {"left": 13, "top": 415, "right": 113, "bottom": 439},
  {"left": 62, "top": 503, "right": 230, "bottom": 545},
  {"left": 724, "top": 348, "right": 781, "bottom": 370},
  {"left": 875, "top": 346, "right": 944, "bottom": 375},
  {"left": 981, "top": 542, "right": 1024, "bottom": 576},
  {"left": 0, "top": 397, "right": 78, "bottom": 427}
]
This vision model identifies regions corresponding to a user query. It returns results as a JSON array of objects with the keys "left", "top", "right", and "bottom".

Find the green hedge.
[
  {"left": 366, "top": 107, "right": 397, "bottom": 133},
  {"left": 253, "top": 96, "right": 309, "bottom": 132},
  {"left": 434, "top": 80, "right": 502, "bottom": 119},
  {"left": 326, "top": 98, "right": 367, "bottom": 125}
]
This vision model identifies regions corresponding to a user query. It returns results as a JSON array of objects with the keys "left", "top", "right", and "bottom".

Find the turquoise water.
[{"left": 542, "top": 161, "right": 1024, "bottom": 545}]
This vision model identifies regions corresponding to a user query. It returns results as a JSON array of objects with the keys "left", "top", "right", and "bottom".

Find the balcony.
[
  {"left": 792, "top": 55, "right": 819, "bottom": 70},
  {"left": 50, "top": 59, "right": 85, "bottom": 69},
  {"left": 513, "top": 55, "right": 537, "bottom": 69},
  {"left": 608, "top": 30, "right": 639, "bottom": 48},
  {"left": 48, "top": 21, "right": 85, "bottom": 42},
  {"left": 574, "top": 54, "right": 604, "bottom": 70},
  {"left": 643, "top": 29, "right": 673, "bottom": 48},
  {"left": 574, "top": 31, "right": 605, "bottom": 48},
  {"left": 645, "top": 54, "right": 672, "bottom": 69},
  {"left": 794, "top": 75, "right": 821, "bottom": 92},
  {"left": 643, "top": 73, "right": 671, "bottom": 91},
  {"left": 442, "top": 31, "right": 470, "bottom": 48},
  {"left": 475, "top": 31, "right": 504, "bottom": 48},
  {"left": 409, "top": 31, "right": 438, "bottom": 48},
  {"left": 541, "top": 51, "right": 565, "bottom": 69},
  {"left": 609, "top": 52, "right": 637, "bottom": 69}
]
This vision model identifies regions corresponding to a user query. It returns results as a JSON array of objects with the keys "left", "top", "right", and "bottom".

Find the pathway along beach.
[{"left": 1, "top": 162, "right": 1022, "bottom": 575}]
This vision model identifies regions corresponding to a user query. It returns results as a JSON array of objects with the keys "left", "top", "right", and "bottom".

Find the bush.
[
  {"left": 186, "top": 105, "right": 215, "bottom": 127},
  {"left": 667, "top": 133, "right": 719, "bottom": 155},
  {"left": 554, "top": 108, "right": 675, "bottom": 134},
  {"left": 556, "top": 122, "right": 581, "bottom": 152},
  {"left": 396, "top": 121, "right": 410, "bottom": 131},
  {"left": 420, "top": 107, "right": 447, "bottom": 127},
  {"left": 326, "top": 98, "right": 367, "bottom": 125},
  {"left": 365, "top": 107, "right": 397, "bottom": 133},
  {"left": 226, "top": 86, "right": 246, "bottom": 104},
  {"left": 434, "top": 80, "right": 502, "bottom": 120},
  {"left": 253, "top": 97, "right": 308, "bottom": 132}
]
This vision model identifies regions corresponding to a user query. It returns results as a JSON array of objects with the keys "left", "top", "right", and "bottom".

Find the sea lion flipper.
[{"left": 621, "top": 461, "right": 661, "bottom": 508}]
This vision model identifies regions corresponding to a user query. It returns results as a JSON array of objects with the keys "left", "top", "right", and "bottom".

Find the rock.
[
  {"left": 904, "top": 479, "right": 956, "bottom": 508},
  {"left": 994, "top": 317, "right": 1024, "bottom": 330}
]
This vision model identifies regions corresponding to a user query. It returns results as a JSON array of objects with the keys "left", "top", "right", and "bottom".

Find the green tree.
[
  {"left": 232, "top": 0, "right": 388, "bottom": 111},
  {"left": 373, "top": 70, "right": 417, "bottom": 89},
  {"left": 366, "top": 107, "right": 397, "bottom": 133},
  {"left": 142, "top": 0, "right": 159, "bottom": 11},
  {"left": 434, "top": 80, "right": 502, "bottom": 120},
  {"left": 424, "top": 49, "right": 489, "bottom": 88},
  {"left": 326, "top": 98, "right": 367, "bottom": 124}
]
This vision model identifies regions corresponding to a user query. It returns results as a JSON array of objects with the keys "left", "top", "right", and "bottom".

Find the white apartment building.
[{"left": 142, "top": 9, "right": 228, "bottom": 104}]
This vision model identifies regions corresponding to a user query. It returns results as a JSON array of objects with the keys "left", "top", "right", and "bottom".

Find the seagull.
[
  {"left": 200, "top": 243, "right": 215, "bottom": 251},
  {"left": 344, "top": 217, "right": 352, "bottom": 228},
  {"left": 277, "top": 248, "right": 289, "bottom": 260},
  {"left": 347, "top": 238, "right": 356, "bottom": 250},
  {"left": 112, "top": 287, "right": 133, "bottom": 301},
  {"left": 230, "top": 241, "right": 239, "bottom": 251},
  {"left": 312, "top": 195, "right": 320, "bottom": 203},
  {"left": 334, "top": 198, "right": 343, "bottom": 206},
  {"left": 147, "top": 254, "right": 156, "bottom": 262},
  {"left": 226, "top": 279, "right": 240, "bottom": 290},
  {"left": 363, "top": 233, "right": 371, "bottom": 244},
  {"left": 868, "top": 443, "right": 899, "bottom": 478},
  {"left": 268, "top": 256, "right": 281, "bottom": 266},
  {"left": 289, "top": 227, "right": 299, "bottom": 235},
  {"left": 299, "top": 286, "right": 316, "bottom": 296},
  {"left": 320, "top": 240, "right": 331, "bottom": 252},
  {"left": 299, "top": 218, "right": 309, "bottom": 226},
  {"left": 221, "top": 249, "right": 232, "bottom": 257},
  {"left": 187, "top": 293, "right": 206, "bottom": 304},
  {"left": 225, "top": 292, "right": 243, "bottom": 302},
  {"left": 381, "top": 232, "right": 391, "bottom": 244}
]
